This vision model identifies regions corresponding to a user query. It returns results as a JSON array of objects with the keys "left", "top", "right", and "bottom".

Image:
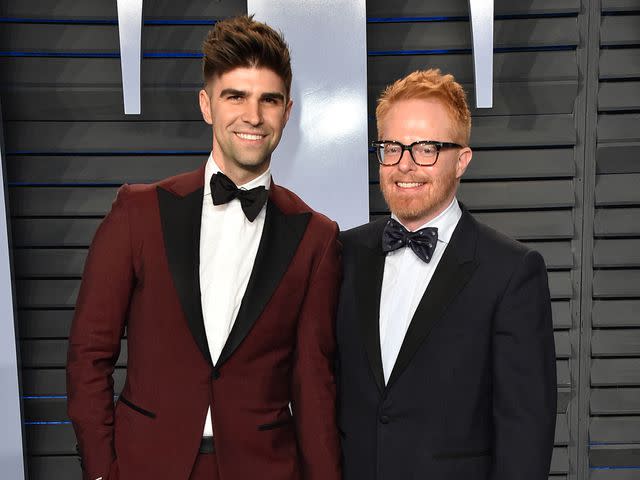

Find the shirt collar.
[
  {"left": 203, "top": 152, "right": 272, "bottom": 197},
  {"left": 391, "top": 197, "right": 462, "bottom": 244}
]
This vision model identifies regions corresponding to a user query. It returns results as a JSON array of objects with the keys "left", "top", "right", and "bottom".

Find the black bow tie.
[
  {"left": 382, "top": 218, "right": 438, "bottom": 263},
  {"left": 210, "top": 172, "right": 268, "bottom": 222}
]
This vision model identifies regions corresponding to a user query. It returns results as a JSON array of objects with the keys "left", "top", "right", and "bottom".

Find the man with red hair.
[{"left": 336, "top": 69, "right": 557, "bottom": 479}]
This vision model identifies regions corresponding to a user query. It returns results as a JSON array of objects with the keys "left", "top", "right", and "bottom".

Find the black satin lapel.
[
  {"left": 217, "top": 201, "right": 310, "bottom": 366},
  {"left": 356, "top": 243, "right": 386, "bottom": 393},
  {"left": 386, "top": 214, "right": 478, "bottom": 388},
  {"left": 157, "top": 186, "right": 212, "bottom": 366}
]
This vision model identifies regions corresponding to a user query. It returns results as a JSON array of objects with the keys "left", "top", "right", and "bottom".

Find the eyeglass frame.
[{"left": 371, "top": 140, "right": 464, "bottom": 167}]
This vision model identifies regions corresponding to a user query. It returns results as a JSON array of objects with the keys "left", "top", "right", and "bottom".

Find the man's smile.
[
  {"left": 235, "top": 132, "right": 267, "bottom": 141},
  {"left": 396, "top": 182, "right": 425, "bottom": 189}
]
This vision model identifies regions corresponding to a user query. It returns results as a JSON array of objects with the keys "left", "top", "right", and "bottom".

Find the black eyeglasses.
[{"left": 371, "top": 140, "right": 463, "bottom": 166}]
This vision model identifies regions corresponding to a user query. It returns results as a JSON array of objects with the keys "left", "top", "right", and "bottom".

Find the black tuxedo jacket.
[{"left": 336, "top": 208, "right": 556, "bottom": 480}]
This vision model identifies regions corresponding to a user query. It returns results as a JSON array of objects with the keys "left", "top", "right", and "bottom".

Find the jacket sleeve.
[
  {"left": 66, "top": 185, "right": 135, "bottom": 480},
  {"left": 291, "top": 220, "right": 342, "bottom": 480},
  {"left": 492, "top": 249, "right": 557, "bottom": 480}
]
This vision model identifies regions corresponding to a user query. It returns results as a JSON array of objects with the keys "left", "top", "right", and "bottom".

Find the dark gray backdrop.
[{"left": 0, "top": 0, "right": 638, "bottom": 478}]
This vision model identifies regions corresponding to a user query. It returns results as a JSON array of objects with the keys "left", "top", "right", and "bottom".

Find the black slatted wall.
[
  {"left": 588, "top": 0, "right": 640, "bottom": 479},
  {"left": 0, "top": 0, "right": 636, "bottom": 478}
]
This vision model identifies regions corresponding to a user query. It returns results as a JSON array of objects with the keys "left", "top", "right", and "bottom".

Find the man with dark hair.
[
  {"left": 336, "top": 69, "right": 557, "bottom": 479},
  {"left": 67, "top": 15, "right": 341, "bottom": 480}
]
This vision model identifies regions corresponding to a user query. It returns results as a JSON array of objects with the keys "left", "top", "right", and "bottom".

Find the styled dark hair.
[{"left": 202, "top": 15, "right": 292, "bottom": 98}]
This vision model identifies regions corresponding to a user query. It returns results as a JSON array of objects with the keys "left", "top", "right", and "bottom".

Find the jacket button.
[
  {"left": 379, "top": 415, "right": 389, "bottom": 424},
  {"left": 211, "top": 370, "right": 220, "bottom": 380}
]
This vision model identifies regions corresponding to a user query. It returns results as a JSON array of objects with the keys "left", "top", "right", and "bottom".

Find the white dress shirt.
[
  {"left": 199, "top": 153, "right": 270, "bottom": 437},
  {"left": 379, "top": 198, "right": 462, "bottom": 384}
]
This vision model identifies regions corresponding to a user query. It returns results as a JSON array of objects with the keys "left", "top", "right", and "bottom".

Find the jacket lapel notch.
[
  {"left": 157, "top": 185, "right": 212, "bottom": 366},
  {"left": 217, "top": 201, "right": 310, "bottom": 366}
]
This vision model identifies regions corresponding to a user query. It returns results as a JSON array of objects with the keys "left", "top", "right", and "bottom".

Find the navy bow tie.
[
  {"left": 382, "top": 218, "right": 438, "bottom": 263},
  {"left": 210, "top": 172, "right": 268, "bottom": 222}
]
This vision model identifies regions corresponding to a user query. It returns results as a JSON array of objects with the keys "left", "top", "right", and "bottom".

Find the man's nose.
[
  {"left": 241, "top": 101, "right": 263, "bottom": 125},
  {"left": 397, "top": 149, "right": 416, "bottom": 173}
]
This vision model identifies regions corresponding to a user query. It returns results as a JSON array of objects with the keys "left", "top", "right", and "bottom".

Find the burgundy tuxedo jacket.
[{"left": 67, "top": 165, "right": 342, "bottom": 480}]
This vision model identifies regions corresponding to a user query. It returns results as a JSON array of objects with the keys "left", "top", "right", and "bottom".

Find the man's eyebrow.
[
  {"left": 219, "top": 88, "right": 246, "bottom": 97},
  {"left": 261, "top": 92, "right": 286, "bottom": 101}
]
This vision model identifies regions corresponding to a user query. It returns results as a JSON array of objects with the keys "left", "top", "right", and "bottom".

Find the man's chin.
[
  {"left": 392, "top": 210, "right": 427, "bottom": 224},
  {"left": 236, "top": 156, "right": 271, "bottom": 171},
  {"left": 384, "top": 198, "right": 427, "bottom": 221}
]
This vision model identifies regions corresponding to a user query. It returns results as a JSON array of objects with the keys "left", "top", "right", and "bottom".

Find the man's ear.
[
  {"left": 199, "top": 88, "right": 213, "bottom": 125},
  {"left": 283, "top": 99, "right": 293, "bottom": 124},
  {"left": 455, "top": 147, "right": 473, "bottom": 180}
]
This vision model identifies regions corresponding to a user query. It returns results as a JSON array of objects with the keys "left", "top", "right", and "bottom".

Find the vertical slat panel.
[{"left": 589, "top": 0, "right": 640, "bottom": 474}]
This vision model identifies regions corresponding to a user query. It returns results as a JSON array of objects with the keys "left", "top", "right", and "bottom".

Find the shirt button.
[
  {"left": 211, "top": 369, "right": 221, "bottom": 380},
  {"left": 379, "top": 415, "right": 390, "bottom": 424}
]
